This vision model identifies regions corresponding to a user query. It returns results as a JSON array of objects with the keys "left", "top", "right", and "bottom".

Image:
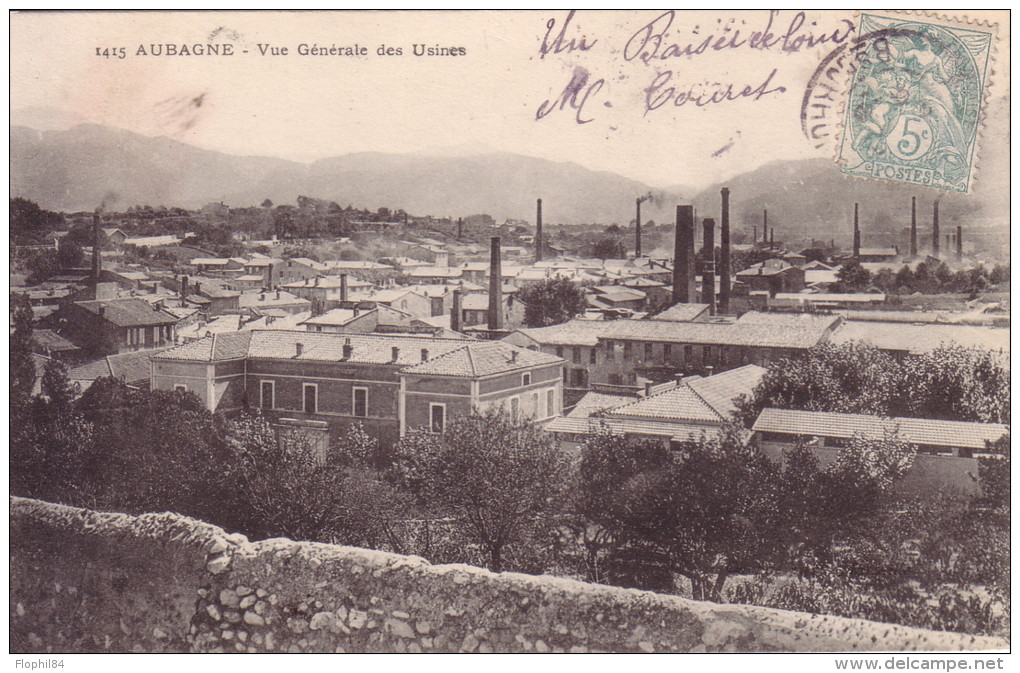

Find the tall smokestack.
[
  {"left": 770, "top": 227, "right": 775, "bottom": 248},
  {"left": 763, "top": 209, "right": 768, "bottom": 245},
  {"left": 340, "top": 274, "right": 348, "bottom": 302},
  {"left": 635, "top": 197, "right": 642, "bottom": 258},
  {"left": 180, "top": 275, "right": 189, "bottom": 300},
  {"left": 910, "top": 196, "right": 918, "bottom": 258},
  {"left": 753, "top": 225, "right": 758, "bottom": 243},
  {"left": 672, "top": 205, "right": 695, "bottom": 304},
  {"left": 932, "top": 201, "right": 940, "bottom": 257},
  {"left": 488, "top": 236, "right": 504, "bottom": 331},
  {"left": 451, "top": 288, "right": 462, "bottom": 333},
  {"left": 719, "top": 187, "right": 731, "bottom": 314},
  {"left": 457, "top": 217, "right": 463, "bottom": 239},
  {"left": 702, "top": 218, "right": 716, "bottom": 315},
  {"left": 853, "top": 203, "right": 861, "bottom": 258},
  {"left": 956, "top": 225, "right": 963, "bottom": 261},
  {"left": 535, "top": 199, "right": 543, "bottom": 263},
  {"left": 91, "top": 209, "right": 102, "bottom": 281}
]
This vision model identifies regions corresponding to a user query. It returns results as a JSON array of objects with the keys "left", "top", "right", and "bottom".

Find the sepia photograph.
[{"left": 8, "top": 9, "right": 1010, "bottom": 663}]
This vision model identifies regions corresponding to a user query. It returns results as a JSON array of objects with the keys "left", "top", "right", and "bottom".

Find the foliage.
[
  {"left": 10, "top": 197, "right": 65, "bottom": 245},
  {"left": 834, "top": 258, "right": 872, "bottom": 292},
  {"left": 224, "top": 413, "right": 402, "bottom": 546},
  {"left": 741, "top": 343, "right": 1009, "bottom": 425},
  {"left": 518, "top": 278, "right": 587, "bottom": 327},
  {"left": 10, "top": 292, "right": 36, "bottom": 407},
  {"left": 393, "top": 410, "right": 569, "bottom": 572},
  {"left": 590, "top": 237, "right": 626, "bottom": 259},
  {"left": 977, "top": 432, "right": 1010, "bottom": 510}
]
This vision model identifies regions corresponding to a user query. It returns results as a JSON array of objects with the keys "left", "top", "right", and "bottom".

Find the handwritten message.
[{"left": 535, "top": 10, "right": 855, "bottom": 125}]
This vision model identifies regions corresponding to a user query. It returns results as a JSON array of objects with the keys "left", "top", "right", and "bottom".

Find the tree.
[
  {"left": 835, "top": 258, "right": 871, "bottom": 292},
  {"left": 393, "top": 410, "right": 569, "bottom": 572},
  {"left": 10, "top": 292, "right": 36, "bottom": 407},
  {"left": 518, "top": 278, "right": 587, "bottom": 327},
  {"left": 591, "top": 237, "right": 626, "bottom": 259},
  {"left": 225, "top": 409, "right": 399, "bottom": 546},
  {"left": 56, "top": 240, "right": 84, "bottom": 269}
]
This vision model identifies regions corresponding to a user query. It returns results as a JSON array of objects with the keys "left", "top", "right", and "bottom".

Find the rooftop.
[
  {"left": 831, "top": 320, "right": 1010, "bottom": 355},
  {"left": 68, "top": 346, "right": 174, "bottom": 386},
  {"left": 74, "top": 298, "right": 180, "bottom": 327},
  {"left": 400, "top": 340, "right": 562, "bottom": 377},
  {"left": 752, "top": 407, "right": 1008, "bottom": 450},
  {"left": 512, "top": 319, "right": 615, "bottom": 347},
  {"left": 649, "top": 303, "right": 710, "bottom": 323},
  {"left": 601, "top": 315, "right": 836, "bottom": 349}
]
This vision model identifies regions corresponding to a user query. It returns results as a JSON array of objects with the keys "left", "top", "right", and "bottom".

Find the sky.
[{"left": 10, "top": 10, "right": 1010, "bottom": 191}]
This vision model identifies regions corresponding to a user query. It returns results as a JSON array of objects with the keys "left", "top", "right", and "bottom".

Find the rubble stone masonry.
[{"left": 10, "top": 497, "right": 1007, "bottom": 653}]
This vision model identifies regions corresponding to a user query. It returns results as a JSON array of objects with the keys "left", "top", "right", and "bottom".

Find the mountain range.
[{"left": 10, "top": 96, "right": 1007, "bottom": 241}]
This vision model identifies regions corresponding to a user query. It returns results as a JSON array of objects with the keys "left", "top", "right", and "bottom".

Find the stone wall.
[{"left": 10, "top": 497, "right": 1007, "bottom": 654}]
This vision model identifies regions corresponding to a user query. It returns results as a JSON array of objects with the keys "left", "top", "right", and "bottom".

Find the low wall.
[{"left": 10, "top": 497, "right": 1007, "bottom": 654}]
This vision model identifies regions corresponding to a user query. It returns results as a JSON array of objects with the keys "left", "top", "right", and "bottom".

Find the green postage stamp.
[{"left": 838, "top": 13, "right": 993, "bottom": 194}]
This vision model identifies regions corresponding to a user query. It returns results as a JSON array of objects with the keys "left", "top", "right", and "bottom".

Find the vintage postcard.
[{"left": 9, "top": 10, "right": 1010, "bottom": 663}]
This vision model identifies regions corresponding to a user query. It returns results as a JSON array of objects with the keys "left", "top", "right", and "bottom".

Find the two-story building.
[
  {"left": 60, "top": 298, "right": 180, "bottom": 355},
  {"left": 151, "top": 330, "right": 564, "bottom": 448}
]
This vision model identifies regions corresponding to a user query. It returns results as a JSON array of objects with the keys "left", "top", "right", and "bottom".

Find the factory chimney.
[
  {"left": 340, "top": 274, "right": 348, "bottom": 302},
  {"left": 753, "top": 225, "right": 758, "bottom": 244},
  {"left": 488, "top": 236, "right": 504, "bottom": 331},
  {"left": 956, "top": 225, "right": 963, "bottom": 261},
  {"left": 932, "top": 201, "right": 940, "bottom": 257},
  {"left": 457, "top": 217, "right": 463, "bottom": 239},
  {"left": 770, "top": 227, "right": 775, "bottom": 248},
  {"left": 534, "top": 198, "right": 544, "bottom": 263},
  {"left": 719, "top": 188, "right": 731, "bottom": 314},
  {"left": 671, "top": 205, "right": 696, "bottom": 304},
  {"left": 702, "top": 218, "right": 716, "bottom": 315},
  {"left": 763, "top": 209, "right": 768, "bottom": 246},
  {"left": 910, "top": 196, "right": 918, "bottom": 258},
  {"left": 91, "top": 208, "right": 102, "bottom": 281},
  {"left": 635, "top": 197, "right": 643, "bottom": 258},
  {"left": 853, "top": 203, "right": 861, "bottom": 258},
  {"left": 451, "top": 288, "right": 462, "bottom": 333}
]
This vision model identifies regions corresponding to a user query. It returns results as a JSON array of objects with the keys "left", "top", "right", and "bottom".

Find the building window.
[
  {"left": 510, "top": 396, "right": 520, "bottom": 417},
  {"left": 644, "top": 342, "right": 653, "bottom": 360},
  {"left": 303, "top": 384, "right": 317, "bottom": 414},
  {"left": 430, "top": 403, "right": 446, "bottom": 433},
  {"left": 353, "top": 386, "right": 368, "bottom": 418},
  {"left": 571, "top": 368, "right": 586, "bottom": 388},
  {"left": 663, "top": 343, "right": 672, "bottom": 360},
  {"left": 589, "top": 348, "right": 596, "bottom": 364},
  {"left": 532, "top": 392, "right": 539, "bottom": 418},
  {"left": 174, "top": 385, "right": 187, "bottom": 393},
  {"left": 556, "top": 346, "right": 564, "bottom": 358},
  {"left": 684, "top": 345, "right": 693, "bottom": 361},
  {"left": 623, "top": 342, "right": 632, "bottom": 359},
  {"left": 260, "top": 380, "right": 274, "bottom": 410},
  {"left": 547, "top": 389, "right": 555, "bottom": 416},
  {"left": 605, "top": 341, "right": 614, "bottom": 360},
  {"left": 563, "top": 369, "right": 569, "bottom": 384},
  {"left": 523, "top": 373, "right": 532, "bottom": 387},
  {"left": 703, "top": 345, "right": 711, "bottom": 362},
  {"left": 572, "top": 347, "right": 581, "bottom": 363}
]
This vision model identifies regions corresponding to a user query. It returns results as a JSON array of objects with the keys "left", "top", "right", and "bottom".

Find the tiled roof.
[
  {"left": 831, "top": 321, "right": 1009, "bottom": 355},
  {"left": 281, "top": 276, "right": 372, "bottom": 289},
  {"left": 609, "top": 386, "right": 723, "bottom": 423},
  {"left": 33, "top": 329, "right": 80, "bottom": 352},
  {"left": 545, "top": 415, "right": 717, "bottom": 441},
  {"left": 154, "top": 332, "right": 253, "bottom": 362},
  {"left": 736, "top": 311, "right": 842, "bottom": 331},
  {"left": 69, "top": 347, "right": 173, "bottom": 385},
  {"left": 400, "top": 341, "right": 562, "bottom": 377},
  {"left": 649, "top": 303, "right": 710, "bottom": 323},
  {"left": 74, "top": 298, "right": 180, "bottom": 327},
  {"left": 238, "top": 291, "right": 310, "bottom": 308},
  {"left": 566, "top": 392, "right": 634, "bottom": 418},
  {"left": 687, "top": 364, "right": 767, "bottom": 420},
  {"left": 601, "top": 317, "right": 832, "bottom": 349},
  {"left": 736, "top": 259, "right": 798, "bottom": 277},
  {"left": 300, "top": 308, "right": 363, "bottom": 326},
  {"left": 752, "top": 408, "right": 1008, "bottom": 450},
  {"left": 513, "top": 320, "right": 614, "bottom": 347},
  {"left": 250, "top": 331, "right": 467, "bottom": 366}
]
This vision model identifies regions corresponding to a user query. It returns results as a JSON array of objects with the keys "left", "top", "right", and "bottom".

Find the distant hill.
[
  {"left": 9, "top": 123, "right": 682, "bottom": 225},
  {"left": 692, "top": 95, "right": 1009, "bottom": 247}
]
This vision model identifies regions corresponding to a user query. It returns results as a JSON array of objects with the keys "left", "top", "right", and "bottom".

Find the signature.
[{"left": 624, "top": 10, "right": 855, "bottom": 64}]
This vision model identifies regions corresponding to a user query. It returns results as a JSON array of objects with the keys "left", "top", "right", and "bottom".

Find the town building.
[
  {"left": 60, "top": 297, "right": 180, "bottom": 355},
  {"left": 735, "top": 259, "right": 806, "bottom": 296},
  {"left": 545, "top": 364, "right": 766, "bottom": 453},
  {"left": 752, "top": 407, "right": 1008, "bottom": 498},
  {"left": 151, "top": 331, "right": 564, "bottom": 448}
]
